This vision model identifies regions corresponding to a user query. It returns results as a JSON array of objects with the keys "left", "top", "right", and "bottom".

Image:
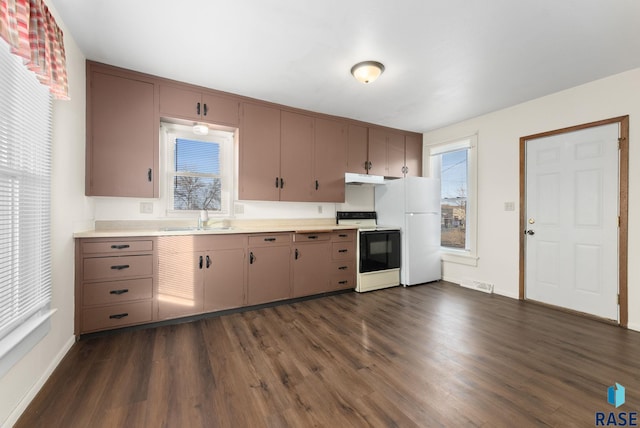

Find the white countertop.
[{"left": 73, "top": 219, "right": 357, "bottom": 238}]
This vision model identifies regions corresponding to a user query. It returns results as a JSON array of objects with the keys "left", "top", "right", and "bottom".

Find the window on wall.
[
  {"left": 428, "top": 135, "right": 478, "bottom": 265},
  {"left": 163, "top": 123, "right": 234, "bottom": 215},
  {"left": 0, "top": 39, "right": 54, "bottom": 376}
]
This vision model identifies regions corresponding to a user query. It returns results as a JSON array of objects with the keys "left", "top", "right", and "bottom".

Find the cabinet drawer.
[
  {"left": 294, "top": 232, "right": 331, "bottom": 242},
  {"left": 83, "top": 255, "right": 153, "bottom": 281},
  {"left": 331, "top": 276, "right": 356, "bottom": 290},
  {"left": 82, "top": 301, "right": 153, "bottom": 333},
  {"left": 332, "top": 231, "right": 356, "bottom": 242},
  {"left": 82, "top": 240, "right": 153, "bottom": 254},
  {"left": 248, "top": 233, "right": 291, "bottom": 247},
  {"left": 331, "top": 260, "right": 355, "bottom": 275},
  {"left": 331, "top": 242, "right": 355, "bottom": 260},
  {"left": 83, "top": 278, "right": 153, "bottom": 306}
]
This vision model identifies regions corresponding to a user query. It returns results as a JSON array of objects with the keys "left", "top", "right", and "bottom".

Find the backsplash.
[{"left": 92, "top": 184, "right": 374, "bottom": 222}]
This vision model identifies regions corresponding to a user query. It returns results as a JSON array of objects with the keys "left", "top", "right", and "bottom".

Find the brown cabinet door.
[
  {"left": 87, "top": 68, "right": 157, "bottom": 197},
  {"left": 314, "top": 117, "right": 347, "bottom": 202},
  {"left": 387, "top": 131, "right": 406, "bottom": 178},
  {"left": 204, "top": 249, "right": 245, "bottom": 311},
  {"left": 367, "top": 127, "right": 388, "bottom": 176},
  {"left": 404, "top": 134, "right": 423, "bottom": 177},
  {"left": 159, "top": 84, "right": 202, "bottom": 120},
  {"left": 201, "top": 92, "right": 239, "bottom": 126},
  {"left": 157, "top": 251, "right": 205, "bottom": 320},
  {"left": 292, "top": 242, "right": 331, "bottom": 297},
  {"left": 239, "top": 103, "right": 281, "bottom": 201},
  {"left": 280, "top": 111, "right": 314, "bottom": 202},
  {"left": 247, "top": 245, "right": 291, "bottom": 305},
  {"left": 347, "top": 124, "right": 368, "bottom": 174},
  {"left": 160, "top": 85, "right": 240, "bottom": 126}
]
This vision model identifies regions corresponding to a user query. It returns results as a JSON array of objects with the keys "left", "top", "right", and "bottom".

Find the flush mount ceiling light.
[
  {"left": 192, "top": 124, "right": 209, "bottom": 136},
  {"left": 350, "top": 61, "right": 385, "bottom": 84}
]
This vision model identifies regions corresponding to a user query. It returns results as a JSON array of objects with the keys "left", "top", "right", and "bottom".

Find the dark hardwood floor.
[{"left": 16, "top": 281, "right": 640, "bottom": 427}]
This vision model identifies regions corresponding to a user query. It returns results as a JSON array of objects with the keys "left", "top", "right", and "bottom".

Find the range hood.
[{"left": 345, "top": 172, "right": 385, "bottom": 185}]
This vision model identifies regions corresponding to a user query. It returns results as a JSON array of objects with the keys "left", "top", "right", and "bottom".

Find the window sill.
[
  {"left": 441, "top": 250, "right": 478, "bottom": 267},
  {"left": 0, "top": 308, "right": 57, "bottom": 378}
]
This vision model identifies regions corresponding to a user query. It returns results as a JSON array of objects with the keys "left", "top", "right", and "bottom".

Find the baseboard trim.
[
  {"left": 627, "top": 322, "right": 640, "bottom": 333},
  {"left": 5, "top": 335, "right": 75, "bottom": 427}
]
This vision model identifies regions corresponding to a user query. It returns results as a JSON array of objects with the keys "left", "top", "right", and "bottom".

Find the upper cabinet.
[
  {"left": 314, "top": 117, "right": 347, "bottom": 202},
  {"left": 346, "top": 124, "right": 368, "bottom": 174},
  {"left": 404, "top": 133, "right": 423, "bottom": 177},
  {"left": 159, "top": 84, "right": 239, "bottom": 126},
  {"left": 86, "top": 62, "right": 158, "bottom": 197},
  {"left": 86, "top": 61, "right": 420, "bottom": 200},
  {"left": 239, "top": 104, "right": 347, "bottom": 203},
  {"left": 350, "top": 126, "right": 423, "bottom": 178},
  {"left": 239, "top": 102, "right": 281, "bottom": 201}
]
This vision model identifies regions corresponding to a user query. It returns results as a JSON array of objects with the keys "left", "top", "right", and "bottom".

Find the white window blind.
[{"left": 0, "top": 39, "right": 53, "bottom": 369}]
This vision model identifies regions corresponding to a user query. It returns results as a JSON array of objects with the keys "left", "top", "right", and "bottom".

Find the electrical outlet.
[
  {"left": 317, "top": 205, "right": 323, "bottom": 214},
  {"left": 234, "top": 203, "right": 244, "bottom": 214},
  {"left": 140, "top": 202, "right": 153, "bottom": 214},
  {"left": 504, "top": 201, "right": 515, "bottom": 211}
]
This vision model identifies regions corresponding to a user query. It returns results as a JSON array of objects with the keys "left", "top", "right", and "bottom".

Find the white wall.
[
  {"left": 0, "top": 5, "right": 93, "bottom": 426},
  {"left": 423, "top": 68, "right": 640, "bottom": 331}
]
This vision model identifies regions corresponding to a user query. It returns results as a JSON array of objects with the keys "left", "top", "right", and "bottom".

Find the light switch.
[{"left": 504, "top": 201, "right": 515, "bottom": 211}]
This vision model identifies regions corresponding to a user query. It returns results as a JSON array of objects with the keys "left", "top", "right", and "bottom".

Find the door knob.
[{"left": 525, "top": 230, "right": 535, "bottom": 235}]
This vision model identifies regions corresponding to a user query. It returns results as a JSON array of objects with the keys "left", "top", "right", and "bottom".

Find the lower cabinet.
[
  {"left": 157, "top": 235, "right": 246, "bottom": 321},
  {"left": 157, "top": 240, "right": 205, "bottom": 320},
  {"left": 292, "top": 232, "right": 331, "bottom": 297},
  {"left": 76, "top": 229, "right": 356, "bottom": 335},
  {"left": 203, "top": 238, "right": 246, "bottom": 312},
  {"left": 247, "top": 233, "right": 292, "bottom": 305},
  {"left": 75, "top": 237, "right": 156, "bottom": 335},
  {"left": 330, "top": 231, "right": 357, "bottom": 290}
]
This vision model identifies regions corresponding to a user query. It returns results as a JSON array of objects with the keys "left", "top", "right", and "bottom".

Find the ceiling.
[{"left": 49, "top": 0, "right": 640, "bottom": 133}]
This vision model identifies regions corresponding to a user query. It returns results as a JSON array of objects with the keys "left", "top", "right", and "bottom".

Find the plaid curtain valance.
[{"left": 0, "top": 0, "right": 69, "bottom": 100}]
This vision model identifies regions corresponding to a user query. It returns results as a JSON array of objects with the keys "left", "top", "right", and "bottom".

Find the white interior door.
[{"left": 525, "top": 123, "right": 619, "bottom": 320}]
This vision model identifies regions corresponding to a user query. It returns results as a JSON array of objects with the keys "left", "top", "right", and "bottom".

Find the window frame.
[
  {"left": 426, "top": 134, "right": 478, "bottom": 266},
  {"left": 0, "top": 38, "right": 56, "bottom": 377},
  {"left": 161, "top": 122, "right": 234, "bottom": 217}
]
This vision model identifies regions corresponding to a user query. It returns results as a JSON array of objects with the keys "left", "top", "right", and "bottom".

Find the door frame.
[{"left": 519, "top": 115, "right": 629, "bottom": 327}]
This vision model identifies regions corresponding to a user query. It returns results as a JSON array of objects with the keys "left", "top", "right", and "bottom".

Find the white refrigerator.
[{"left": 374, "top": 177, "right": 441, "bottom": 286}]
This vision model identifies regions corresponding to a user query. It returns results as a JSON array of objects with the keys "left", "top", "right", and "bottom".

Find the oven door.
[{"left": 359, "top": 230, "right": 401, "bottom": 273}]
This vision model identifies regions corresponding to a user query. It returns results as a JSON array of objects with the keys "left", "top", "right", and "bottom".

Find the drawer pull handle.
[
  {"left": 249, "top": 252, "right": 255, "bottom": 264},
  {"left": 338, "top": 249, "right": 348, "bottom": 253},
  {"left": 307, "top": 235, "right": 318, "bottom": 240},
  {"left": 338, "top": 234, "right": 348, "bottom": 238},
  {"left": 338, "top": 266, "right": 348, "bottom": 270},
  {"left": 295, "top": 249, "right": 299, "bottom": 260},
  {"left": 199, "top": 255, "right": 203, "bottom": 269},
  {"left": 338, "top": 280, "right": 348, "bottom": 285},
  {"left": 264, "top": 237, "right": 277, "bottom": 242},
  {"left": 111, "top": 264, "right": 130, "bottom": 270},
  {"left": 109, "top": 289, "right": 129, "bottom": 295},
  {"left": 111, "top": 244, "right": 130, "bottom": 250},
  {"left": 206, "top": 255, "right": 211, "bottom": 269},
  {"left": 109, "top": 313, "right": 129, "bottom": 320}
]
